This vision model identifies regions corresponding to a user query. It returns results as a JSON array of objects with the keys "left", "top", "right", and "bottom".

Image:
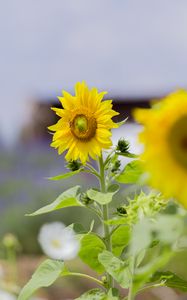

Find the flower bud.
[
  {"left": 67, "top": 160, "right": 82, "bottom": 171},
  {"left": 116, "top": 138, "right": 130, "bottom": 153}
]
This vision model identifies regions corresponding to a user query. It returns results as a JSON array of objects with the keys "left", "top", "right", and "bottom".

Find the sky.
[{"left": 1, "top": 0, "right": 187, "bottom": 145}]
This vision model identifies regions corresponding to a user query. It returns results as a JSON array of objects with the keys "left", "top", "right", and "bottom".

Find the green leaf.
[
  {"left": 69, "top": 223, "right": 87, "bottom": 234},
  {"left": 154, "top": 215, "right": 183, "bottom": 244},
  {"left": 115, "top": 151, "right": 138, "bottom": 158},
  {"left": 18, "top": 259, "right": 64, "bottom": 300},
  {"left": 116, "top": 117, "right": 128, "bottom": 128},
  {"left": 131, "top": 219, "right": 152, "bottom": 256},
  {"left": 133, "top": 248, "right": 174, "bottom": 294},
  {"left": 27, "top": 186, "right": 82, "bottom": 216},
  {"left": 111, "top": 225, "right": 131, "bottom": 256},
  {"left": 75, "top": 289, "right": 107, "bottom": 300},
  {"left": 151, "top": 271, "right": 187, "bottom": 292},
  {"left": 107, "top": 184, "right": 120, "bottom": 193},
  {"left": 75, "top": 288, "right": 120, "bottom": 300},
  {"left": 87, "top": 187, "right": 118, "bottom": 205},
  {"left": 98, "top": 251, "right": 131, "bottom": 288},
  {"left": 107, "top": 288, "right": 120, "bottom": 299},
  {"left": 79, "top": 234, "right": 106, "bottom": 274},
  {"left": 116, "top": 160, "right": 143, "bottom": 184},
  {"left": 48, "top": 169, "right": 83, "bottom": 180}
]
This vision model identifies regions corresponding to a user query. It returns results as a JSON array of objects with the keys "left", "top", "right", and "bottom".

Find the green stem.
[
  {"left": 127, "top": 257, "right": 135, "bottom": 300},
  {"left": 63, "top": 272, "right": 104, "bottom": 287},
  {"left": 98, "top": 153, "right": 114, "bottom": 288}
]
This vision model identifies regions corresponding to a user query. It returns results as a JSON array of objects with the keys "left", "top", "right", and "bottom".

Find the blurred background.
[{"left": 1, "top": 0, "right": 187, "bottom": 299}]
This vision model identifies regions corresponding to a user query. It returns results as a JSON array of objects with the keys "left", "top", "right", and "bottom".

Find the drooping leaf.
[
  {"left": 87, "top": 187, "right": 118, "bottom": 205},
  {"left": 79, "top": 234, "right": 106, "bottom": 274},
  {"left": 111, "top": 225, "right": 131, "bottom": 256},
  {"left": 27, "top": 186, "right": 82, "bottom": 216},
  {"left": 116, "top": 160, "right": 143, "bottom": 184},
  {"left": 151, "top": 271, "right": 187, "bottom": 292},
  {"left": 98, "top": 251, "right": 131, "bottom": 288},
  {"left": 18, "top": 259, "right": 64, "bottom": 300},
  {"left": 48, "top": 169, "right": 83, "bottom": 180}
]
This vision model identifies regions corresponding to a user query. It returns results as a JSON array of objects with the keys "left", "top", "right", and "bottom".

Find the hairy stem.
[{"left": 98, "top": 153, "right": 114, "bottom": 288}]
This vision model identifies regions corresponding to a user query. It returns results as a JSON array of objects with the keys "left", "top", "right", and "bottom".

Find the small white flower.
[
  {"left": 0, "top": 290, "right": 16, "bottom": 300},
  {"left": 38, "top": 222, "right": 80, "bottom": 260}
]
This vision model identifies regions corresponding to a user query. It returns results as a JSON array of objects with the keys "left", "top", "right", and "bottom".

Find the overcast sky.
[{"left": 1, "top": 0, "right": 187, "bottom": 145}]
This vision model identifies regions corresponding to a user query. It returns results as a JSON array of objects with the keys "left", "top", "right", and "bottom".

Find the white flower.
[
  {"left": 38, "top": 222, "right": 80, "bottom": 260},
  {"left": 0, "top": 290, "right": 16, "bottom": 300}
]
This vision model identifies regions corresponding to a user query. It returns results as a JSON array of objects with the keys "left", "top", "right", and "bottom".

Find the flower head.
[
  {"left": 49, "top": 81, "right": 119, "bottom": 163},
  {"left": 38, "top": 222, "right": 80, "bottom": 260},
  {"left": 134, "top": 90, "right": 187, "bottom": 207}
]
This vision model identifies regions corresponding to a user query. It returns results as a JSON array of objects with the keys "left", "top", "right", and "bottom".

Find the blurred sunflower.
[
  {"left": 134, "top": 90, "right": 187, "bottom": 207},
  {"left": 49, "top": 81, "right": 119, "bottom": 163}
]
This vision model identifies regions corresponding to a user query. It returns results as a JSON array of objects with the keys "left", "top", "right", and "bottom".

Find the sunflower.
[
  {"left": 134, "top": 90, "right": 187, "bottom": 208},
  {"left": 48, "top": 81, "right": 119, "bottom": 164}
]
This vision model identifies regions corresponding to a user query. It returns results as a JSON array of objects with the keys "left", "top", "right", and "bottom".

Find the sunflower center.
[
  {"left": 168, "top": 115, "right": 187, "bottom": 169},
  {"left": 70, "top": 114, "right": 97, "bottom": 141}
]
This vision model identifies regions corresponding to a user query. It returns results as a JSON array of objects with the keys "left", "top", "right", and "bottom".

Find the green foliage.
[
  {"left": 107, "top": 191, "right": 166, "bottom": 226},
  {"left": 132, "top": 248, "right": 174, "bottom": 294},
  {"left": 75, "top": 289, "right": 106, "bottom": 300},
  {"left": 86, "top": 185, "right": 118, "bottom": 205},
  {"left": 116, "top": 160, "right": 143, "bottom": 184},
  {"left": 111, "top": 225, "right": 131, "bottom": 256},
  {"left": 18, "top": 259, "right": 64, "bottom": 300},
  {"left": 75, "top": 288, "right": 119, "bottom": 300},
  {"left": 27, "top": 186, "right": 83, "bottom": 216},
  {"left": 48, "top": 169, "right": 83, "bottom": 180},
  {"left": 79, "top": 233, "right": 106, "bottom": 273},
  {"left": 98, "top": 251, "right": 131, "bottom": 288},
  {"left": 151, "top": 271, "right": 187, "bottom": 292}
]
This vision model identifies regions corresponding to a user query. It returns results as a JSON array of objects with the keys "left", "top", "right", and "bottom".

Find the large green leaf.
[
  {"left": 27, "top": 186, "right": 82, "bottom": 216},
  {"left": 79, "top": 234, "right": 106, "bottom": 274},
  {"left": 48, "top": 169, "right": 83, "bottom": 180},
  {"left": 18, "top": 259, "right": 64, "bottom": 300},
  {"left": 116, "top": 160, "right": 143, "bottom": 184},
  {"left": 98, "top": 251, "right": 131, "bottom": 288},
  {"left": 151, "top": 271, "right": 187, "bottom": 292},
  {"left": 111, "top": 225, "right": 131, "bottom": 256},
  {"left": 87, "top": 186, "right": 118, "bottom": 205}
]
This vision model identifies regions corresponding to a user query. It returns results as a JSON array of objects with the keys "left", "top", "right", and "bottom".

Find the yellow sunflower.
[
  {"left": 134, "top": 90, "right": 187, "bottom": 208},
  {"left": 48, "top": 81, "right": 119, "bottom": 164}
]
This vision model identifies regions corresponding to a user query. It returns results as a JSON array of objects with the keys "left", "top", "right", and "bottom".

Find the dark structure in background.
[{"left": 20, "top": 97, "right": 150, "bottom": 144}]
